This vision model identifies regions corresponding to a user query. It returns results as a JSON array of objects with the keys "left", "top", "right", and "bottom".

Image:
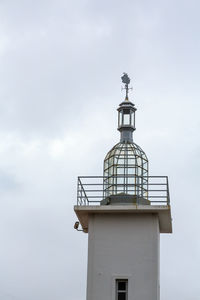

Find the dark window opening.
[
  {"left": 118, "top": 282, "right": 126, "bottom": 290},
  {"left": 116, "top": 279, "right": 128, "bottom": 300}
]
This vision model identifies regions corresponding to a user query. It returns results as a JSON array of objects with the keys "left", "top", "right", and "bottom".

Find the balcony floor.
[{"left": 74, "top": 204, "right": 172, "bottom": 233}]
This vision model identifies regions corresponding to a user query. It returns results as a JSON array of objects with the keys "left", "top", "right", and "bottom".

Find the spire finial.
[{"left": 121, "top": 73, "right": 132, "bottom": 101}]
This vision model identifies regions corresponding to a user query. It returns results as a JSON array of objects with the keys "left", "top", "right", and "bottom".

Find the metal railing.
[{"left": 77, "top": 176, "right": 170, "bottom": 206}]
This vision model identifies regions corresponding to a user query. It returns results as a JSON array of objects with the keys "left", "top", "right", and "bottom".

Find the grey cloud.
[{"left": 0, "top": 170, "right": 19, "bottom": 192}]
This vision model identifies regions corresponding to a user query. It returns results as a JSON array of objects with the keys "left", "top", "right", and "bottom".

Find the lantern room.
[
  {"left": 118, "top": 100, "right": 136, "bottom": 140},
  {"left": 103, "top": 141, "right": 148, "bottom": 203}
]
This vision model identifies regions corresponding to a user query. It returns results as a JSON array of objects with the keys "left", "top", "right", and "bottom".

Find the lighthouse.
[{"left": 74, "top": 74, "right": 172, "bottom": 300}]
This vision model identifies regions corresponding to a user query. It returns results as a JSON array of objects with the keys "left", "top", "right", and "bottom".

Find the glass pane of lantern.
[
  {"left": 128, "top": 177, "right": 134, "bottom": 184},
  {"left": 117, "top": 168, "right": 124, "bottom": 175},
  {"left": 127, "top": 168, "right": 134, "bottom": 174},
  {"left": 117, "top": 177, "right": 124, "bottom": 184},
  {"left": 119, "top": 111, "right": 123, "bottom": 126},
  {"left": 123, "top": 114, "right": 130, "bottom": 125},
  {"left": 130, "top": 111, "right": 134, "bottom": 126},
  {"left": 128, "top": 158, "right": 134, "bottom": 165}
]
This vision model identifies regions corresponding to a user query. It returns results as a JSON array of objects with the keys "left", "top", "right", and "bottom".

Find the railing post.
[
  {"left": 166, "top": 176, "right": 170, "bottom": 205},
  {"left": 77, "top": 177, "right": 79, "bottom": 205}
]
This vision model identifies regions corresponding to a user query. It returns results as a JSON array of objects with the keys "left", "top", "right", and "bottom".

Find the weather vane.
[{"left": 121, "top": 72, "right": 132, "bottom": 101}]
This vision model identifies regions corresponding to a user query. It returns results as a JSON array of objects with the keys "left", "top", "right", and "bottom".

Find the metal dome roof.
[{"left": 104, "top": 141, "right": 148, "bottom": 163}]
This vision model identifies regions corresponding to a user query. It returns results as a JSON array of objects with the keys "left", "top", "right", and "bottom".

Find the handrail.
[{"left": 77, "top": 176, "right": 170, "bottom": 206}]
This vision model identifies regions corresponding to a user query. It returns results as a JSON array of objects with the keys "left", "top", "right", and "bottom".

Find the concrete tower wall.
[{"left": 86, "top": 213, "right": 160, "bottom": 300}]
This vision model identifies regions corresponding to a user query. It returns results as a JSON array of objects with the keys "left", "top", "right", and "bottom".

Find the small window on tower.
[{"left": 116, "top": 279, "right": 128, "bottom": 300}]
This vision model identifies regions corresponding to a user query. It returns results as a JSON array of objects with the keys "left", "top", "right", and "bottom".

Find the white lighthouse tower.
[{"left": 74, "top": 74, "right": 172, "bottom": 300}]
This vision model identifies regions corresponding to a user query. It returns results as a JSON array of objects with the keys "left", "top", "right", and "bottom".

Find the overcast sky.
[{"left": 0, "top": 0, "right": 200, "bottom": 299}]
